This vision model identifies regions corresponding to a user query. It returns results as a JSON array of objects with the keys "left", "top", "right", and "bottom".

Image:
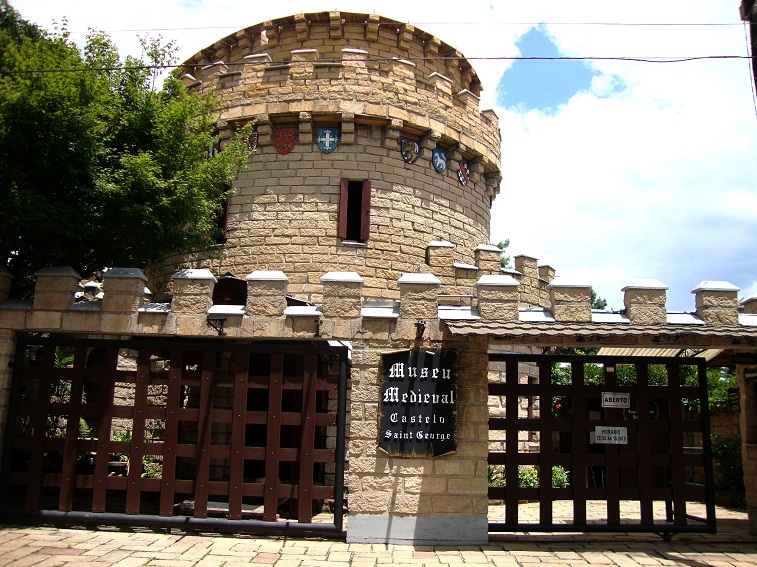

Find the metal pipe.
[{"left": 0, "top": 508, "right": 346, "bottom": 538}]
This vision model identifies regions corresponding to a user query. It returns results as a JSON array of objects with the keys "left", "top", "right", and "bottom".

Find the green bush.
[
  {"left": 552, "top": 465, "right": 570, "bottom": 488},
  {"left": 488, "top": 465, "right": 570, "bottom": 488},
  {"left": 711, "top": 435, "right": 745, "bottom": 501}
]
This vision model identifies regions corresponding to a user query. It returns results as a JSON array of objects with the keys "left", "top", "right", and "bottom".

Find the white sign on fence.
[
  {"left": 594, "top": 425, "right": 628, "bottom": 445},
  {"left": 601, "top": 392, "right": 630, "bottom": 408}
]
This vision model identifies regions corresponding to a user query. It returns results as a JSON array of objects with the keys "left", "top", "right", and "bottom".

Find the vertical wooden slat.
[
  {"left": 264, "top": 354, "right": 284, "bottom": 522},
  {"left": 125, "top": 350, "right": 150, "bottom": 515},
  {"left": 636, "top": 364, "right": 654, "bottom": 525},
  {"left": 58, "top": 346, "right": 87, "bottom": 511},
  {"left": 297, "top": 354, "right": 318, "bottom": 522},
  {"left": 193, "top": 351, "right": 216, "bottom": 518},
  {"left": 92, "top": 348, "right": 120, "bottom": 513},
  {"left": 159, "top": 351, "right": 183, "bottom": 516},
  {"left": 25, "top": 345, "right": 56, "bottom": 509},
  {"left": 668, "top": 364, "right": 687, "bottom": 525},
  {"left": 571, "top": 362, "right": 587, "bottom": 525},
  {"left": 538, "top": 361, "right": 552, "bottom": 526},
  {"left": 604, "top": 365, "right": 621, "bottom": 525},
  {"left": 504, "top": 360, "right": 519, "bottom": 525},
  {"left": 228, "top": 352, "right": 250, "bottom": 520}
]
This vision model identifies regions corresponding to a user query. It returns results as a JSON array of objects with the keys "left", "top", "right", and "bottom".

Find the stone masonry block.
[
  {"left": 693, "top": 281, "right": 739, "bottom": 325},
  {"left": 33, "top": 267, "right": 81, "bottom": 311}
]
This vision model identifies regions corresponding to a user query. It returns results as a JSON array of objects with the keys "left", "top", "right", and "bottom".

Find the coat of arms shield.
[
  {"left": 273, "top": 127, "right": 297, "bottom": 155},
  {"left": 245, "top": 130, "right": 258, "bottom": 152},
  {"left": 316, "top": 127, "right": 340, "bottom": 153},
  {"left": 431, "top": 148, "right": 447, "bottom": 174},
  {"left": 399, "top": 138, "right": 419, "bottom": 164},
  {"left": 457, "top": 161, "right": 470, "bottom": 185}
]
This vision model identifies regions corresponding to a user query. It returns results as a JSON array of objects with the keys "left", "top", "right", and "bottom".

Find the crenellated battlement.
[
  {"left": 179, "top": 12, "right": 501, "bottom": 193},
  {"left": 3, "top": 256, "right": 756, "bottom": 348}
]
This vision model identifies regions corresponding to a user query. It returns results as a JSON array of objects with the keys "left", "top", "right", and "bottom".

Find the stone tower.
[{"left": 153, "top": 11, "right": 502, "bottom": 301}]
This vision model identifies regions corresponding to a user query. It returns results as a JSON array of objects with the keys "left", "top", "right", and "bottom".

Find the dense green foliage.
[
  {"left": 495, "top": 239, "right": 511, "bottom": 269},
  {"left": 550, "top": 361, "right": 737, "bottom": 414},
  {"left": 488, "top": 465, "right": 570, "bottom": 488},
  {"left": 0, "top": 1, "right": 251, "bottom": 295}
]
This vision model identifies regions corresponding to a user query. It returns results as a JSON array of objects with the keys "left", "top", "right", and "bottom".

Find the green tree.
[
  {"left": 590, "top": 288, "right": 607, "bottom": 310},
  {"left": 0, "top": 2, "right": 252, "bottom": 296},
  {"left": 495, "top": 239, "right": 511, "bottom": 269}
]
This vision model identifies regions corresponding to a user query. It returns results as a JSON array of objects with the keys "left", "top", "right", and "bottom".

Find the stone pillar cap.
[
  {"left": 0, "top": 266, "right": 14, "bottom": 279},
  {"left": 691, "top": 281, "right": 740, "bottom": 293},
  {"left": 34, "top": 266, "right": 81, "bottom": 278},
  {"left": 398, "top": 273, "right": 441, "bottom": 285},
  {"left": 475, "top": 244, "right": 501, "bottom": 252},
  {"left": 245, "top": 270, "right": 288, "bottom": 282},
  {"left": 103, "top": 267, "right": 148, "bottom": 281},
  {"left": 320, "top": 271, "right": 364, "bottom": 284},
  {"left": 621, "top": 279, "right": 668, "bottom": 291},
  {"left": 428, "top": 240, "right": 454, "bottom": 248},
  {"left": 476, "top": 274, "right": 519, "bottom": 287},
  {"left": 547, "top": 276, "right": 592, "bottom": 289},
  {"left": 172, "top": 268, "right": 217, "bottom": 282}
]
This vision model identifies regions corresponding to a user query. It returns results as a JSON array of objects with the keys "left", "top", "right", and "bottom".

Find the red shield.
[{"left": 273, "top": 127, "right": 297, "bottom": 155}]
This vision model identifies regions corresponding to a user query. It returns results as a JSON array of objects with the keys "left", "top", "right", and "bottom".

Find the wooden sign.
[
  {"left": 728, "top": 388, "right": 740, "bottom": 413},
  {"left": 379, "top": 349, "right": 457, "bottom": 457},
  {"left": 602, "top": 392, "right": 631, "bottom": 409},
  {"left": 594, "top": 426, "right": 628, "bottom": 445}
]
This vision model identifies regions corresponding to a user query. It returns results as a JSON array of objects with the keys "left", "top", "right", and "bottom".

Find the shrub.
[{"left": 488, "top": 465, "right": 570, "bottom": 488}]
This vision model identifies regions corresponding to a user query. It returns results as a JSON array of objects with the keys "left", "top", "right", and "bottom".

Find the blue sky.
[
  {"left": 497, "top": 27, "right": 601, "bottom": 111},
  {"left": 11, "top": 0, "right": 757, "bottom": 312}
]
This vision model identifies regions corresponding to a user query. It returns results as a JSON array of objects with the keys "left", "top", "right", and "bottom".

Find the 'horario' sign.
[{"left": 379, "top": 349, "right": 457, "bottom": 457}]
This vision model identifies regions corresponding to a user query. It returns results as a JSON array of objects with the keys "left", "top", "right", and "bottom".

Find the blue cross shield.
[{"left": 316, "top": 127, "right": 340, "bottom": 153}]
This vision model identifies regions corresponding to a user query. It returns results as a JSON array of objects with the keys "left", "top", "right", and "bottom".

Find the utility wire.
[
  {"left": 1, "top": 54, "right": 750, "bottom": 76},
  {"left": 68, "top": 21, "right": 745, "bottom": 35}
]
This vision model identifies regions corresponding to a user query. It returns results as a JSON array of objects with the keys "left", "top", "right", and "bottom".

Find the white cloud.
[{"left": 11, "top": 0, "right": 757, "bottom": 312}]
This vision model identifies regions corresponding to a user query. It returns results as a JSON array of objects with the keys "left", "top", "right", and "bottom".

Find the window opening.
[{"left": 338, "top": 179, "right": 371, "bottom": 243}]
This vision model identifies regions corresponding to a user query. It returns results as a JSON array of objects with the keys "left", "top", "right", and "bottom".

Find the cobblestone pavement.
[{"left": 0, "top": 504, "right": 755, "bottom": 566}]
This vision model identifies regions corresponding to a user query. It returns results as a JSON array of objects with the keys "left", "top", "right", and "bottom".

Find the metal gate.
[
  {"left": 488, "top": 353, "right": 716, "bottom": 539},
  {"left": 0, "top": 334, "right": 348, "bottom": 536}
]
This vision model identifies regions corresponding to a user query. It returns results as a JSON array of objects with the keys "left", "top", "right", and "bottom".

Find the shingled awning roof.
[{"left": 444, "top": 319, "right": 757, "bottom": 349}]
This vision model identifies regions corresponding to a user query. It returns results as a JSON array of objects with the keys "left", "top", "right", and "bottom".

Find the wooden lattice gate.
[
  {"left": 0, "top": 335, "right": 348, "bottom": 536},
  {"left": 488, "top": 353, "right": 716, "bottom": 539}
]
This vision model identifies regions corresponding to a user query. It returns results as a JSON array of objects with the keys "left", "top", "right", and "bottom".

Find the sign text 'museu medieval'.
[{"left": 379, "top": 349, "right": 457, "bottom": 457}]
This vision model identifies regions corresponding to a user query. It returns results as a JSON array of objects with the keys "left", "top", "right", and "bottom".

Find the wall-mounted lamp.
[
  {"left": 206, "top": 316, "right": 227, "bottom": 336},
  {"left": 315, "top": 317, "right": 322, "bottom": 337}
]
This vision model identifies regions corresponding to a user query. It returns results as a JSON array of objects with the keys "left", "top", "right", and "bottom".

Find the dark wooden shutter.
[
  {"left": 360, "top": 180, "right": 371, "bottom": 242},
  {"left": 338, "top": 178, "right": 349, "bottom": 239}
]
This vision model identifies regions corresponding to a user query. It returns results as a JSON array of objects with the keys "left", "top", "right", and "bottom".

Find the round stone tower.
[{"left": 157, "top": 11, "right": 501, "bottom": 301}]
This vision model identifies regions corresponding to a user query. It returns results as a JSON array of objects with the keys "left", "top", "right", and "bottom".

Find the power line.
[
  {"left": 66, "top": 21, "right": 745, "bottom": 35},
  {"left": 1, "top": 54, "right": 751, "bottom": 76}
]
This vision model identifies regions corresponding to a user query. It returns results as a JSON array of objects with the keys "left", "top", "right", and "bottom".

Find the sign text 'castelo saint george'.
[{"left": 379, "top": 349, "right": 457, "bottom": 457}]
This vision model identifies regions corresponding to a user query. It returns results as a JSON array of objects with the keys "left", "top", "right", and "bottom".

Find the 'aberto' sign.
[{"left": 379, "top": 349, "right": 457, "bottom": 457}]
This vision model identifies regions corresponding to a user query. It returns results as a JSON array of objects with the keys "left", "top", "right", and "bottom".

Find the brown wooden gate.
[
  {"left": 0, "top": 335, "right": 348, "bottom": 536},
  {"left": 488, "top": 353, "right": 716, "bottom": 539}
]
